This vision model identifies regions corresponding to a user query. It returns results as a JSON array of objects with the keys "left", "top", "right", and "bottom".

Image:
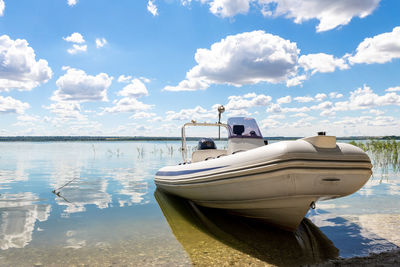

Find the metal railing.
[{"left": 181, "top": 122, "right": 228, "bottom": 162}]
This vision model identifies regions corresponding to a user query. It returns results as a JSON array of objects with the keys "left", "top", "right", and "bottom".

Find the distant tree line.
[{"left": 0, "top": 135, "right": 398, "bottom": 142}]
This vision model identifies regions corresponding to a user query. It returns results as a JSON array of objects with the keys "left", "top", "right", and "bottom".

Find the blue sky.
[{"left": 1, "top": 0, "right": 400, "bottom": 137}]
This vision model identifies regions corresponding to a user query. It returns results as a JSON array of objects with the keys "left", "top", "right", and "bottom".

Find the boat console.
[{"left": 227, "top": 117, "right": 265, "bottom": 154}]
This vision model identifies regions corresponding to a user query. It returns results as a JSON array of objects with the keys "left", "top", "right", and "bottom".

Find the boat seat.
[{"left": 191, "top": 149, "right": 227, "bottom": 163}]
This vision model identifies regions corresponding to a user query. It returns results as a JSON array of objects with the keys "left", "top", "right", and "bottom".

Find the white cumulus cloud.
[
  {"left": 165, "top": 106, "right": 216, "bottom": 121},
  {"left": 183, "top": 0, "right": 380, "bottom": 32},
  {"left": 147, "top": 0, "right": 158, "bottom": 16},
  {"left": 165, "top": 30, "right": 299, "bottom": 91},
  {"left": 386, "top": 86, "right": 400, "bottom": 92},
  {"left": 67, "top": 0, "right": 78, "bottom": 6},
  {"left": 314, "top": 93, "right": 327, "bottom": 102},
  {"left": 286, "top": 74, "right": 306, "bottom": 87},
  {"left": 268, "top": 114, "right": 285, "bottom": 120},
  {"left": 44, "top": 102, "right": 84, "bottom": 119},
  {"left": 17, "top": 114, "right": 40, "bottom": 122},
  {"left": 261, "top": 117, "right": 283, "bottom": 129},
  {"left": 369, "top": 109, "right": 385, "bottom": 116},
  {"left": 63, "top": 32, "right": 85, "bottom": 44},
  {"left": 290, "top": 116, "right": 315, "bottom": 128},
  {"left": 334, "top": 85, "right": 400, "bottom": 111},
  {"left": 227, "top": 109, "right": 252, "bottom": 117},
  {"left": 0, "top": 0, "right": 4, "bottom": 16},
  {"left": 183, "top": 0, "right": 250, "bottom": 18},
  {"left": 334, "top": 115, "right": 398, "bottom": 128},
  {"left": 259, "top": 0, "right": 381, "bottom": 32},
  {"left": 52, "top": 68, "right": 113, "bottom": 102},
  {"left": 67, "top": 44, "right": 87, "bottom": 54},
  {"left": 329, "top": 92, "right": 343, "bottom": 99},
  {"left": 180, "top": 0, "right": 192, "bottom": 6},
  {"left": 294, "top": 96, "right": 313, "bottom": 103},
  {"left": 103, "top": 98, "right": 153, "bottom": 113},
  {"left": 290, "top": 112, "right": 308, "bottom": 117},
  {"left": 320, "top": 109, "right": 336, "bottom": 117},
  {"left": 349, "top": 27, "right": 400, "bottom": 64},
  {"left": 63, "top": 33, "right": 87, "bottom": 54},
  {"left": 0, "top": 35, "right": 53, "bottom": 92},
  {"left": 95, "top": 38, "right": 107, "bottom": 48},
  {"left": 164, "top": 78, "right": 209, "bottom": 91},
  {"left": 209, "top": 0, "right": 250, "bottom": 18},
  {"left": 299, "top": 53, "right": 348, "bottom": 74},
  {"left": 105, "top": 76, "right": 152, "bottom": 115},
  {"left": 277, "top": 95, "right": 291, "bottom": 104},
  {"left": 266, "top": 103, "right": 282, "bottom": 113},
  {"left": 226, "top": 93, "right": 272, "bottom": 110},
  {"left": 139, "top": 77, "right": 151, "bottom": 83},
  {"left": 118, "top": 75, "right": 132, "bottom": 83},
  {"left": 117, "top": 79, "right": 148, "bottom": 98},
  {"left": 130, "top": 112, "right": 157, "bottom": 119},
  {"left": 0, "top": 96, "right": 30, "bottom": 114}
]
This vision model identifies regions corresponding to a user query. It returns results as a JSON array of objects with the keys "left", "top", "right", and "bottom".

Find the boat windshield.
[{"left": 227, "top": 117, "right": 263, "bottom": 139}]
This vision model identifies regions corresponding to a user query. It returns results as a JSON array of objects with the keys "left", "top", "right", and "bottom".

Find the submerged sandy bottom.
[
  {"left": 1, "top": 207, "right": 399, "bottom": 267},
  {"left": 316, "top": 249, "right": 400, "bottom": 266},
  {"left": 317, "top": 214, "right": 400, "bottom": 266},
  {"left": 1, "top": 232, "right": 398, "bottom": 267},
  {"left": 349, "top": 214, "right": 400, "bottom": 247}
]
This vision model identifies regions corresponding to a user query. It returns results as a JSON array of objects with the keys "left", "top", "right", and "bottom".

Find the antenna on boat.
[{"left": 218, "top": 105, "right": 225, "bottom": 140}]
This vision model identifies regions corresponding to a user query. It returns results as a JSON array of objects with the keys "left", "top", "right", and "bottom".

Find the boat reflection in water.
[{"left": 155, "top": 189, "right": 338, "bottom": 266}]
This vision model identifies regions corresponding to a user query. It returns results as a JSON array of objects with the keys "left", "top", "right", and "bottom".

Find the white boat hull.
[{"left": 155, "top": 140, "right": 372, "bottom": 231}]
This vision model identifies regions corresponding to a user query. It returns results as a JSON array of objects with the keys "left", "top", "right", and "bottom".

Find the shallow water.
[{"left": 0, "top": 141, "right": 399, "bottom": 266}]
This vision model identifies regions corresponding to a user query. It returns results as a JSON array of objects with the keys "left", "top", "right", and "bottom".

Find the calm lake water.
[{"left": 0, "top": 141, "right": 399, "bottom": 266}]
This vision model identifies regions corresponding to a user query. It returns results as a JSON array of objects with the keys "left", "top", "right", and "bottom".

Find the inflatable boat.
[{"left": 155, "top": 107, "right": 372, "bottom": 231}]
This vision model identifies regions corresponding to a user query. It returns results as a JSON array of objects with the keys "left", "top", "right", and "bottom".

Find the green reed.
[{"left": 350, "top": 139, "right": 400, "bottom": 176}]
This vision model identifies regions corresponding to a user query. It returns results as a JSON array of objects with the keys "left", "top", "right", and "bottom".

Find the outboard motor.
[{"left": 197, "top": 138, "right": 217, "bottom": 150}]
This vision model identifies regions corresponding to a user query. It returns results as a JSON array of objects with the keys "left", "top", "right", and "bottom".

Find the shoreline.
[{"left": 315, "top": 248, "right": 400, "bottom": 266}]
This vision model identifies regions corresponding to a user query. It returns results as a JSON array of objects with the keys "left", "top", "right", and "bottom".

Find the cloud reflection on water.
[
  {"left": 0, "top": 192, "right": 50, "bottom": 250},
  {"left": 111, "top": 168, "right": 149, "bottom": 207},
  {"left": 0, "top": 168, "right": 29, "bottom": 189},
  {"left": 55, "top": 177, "right": 112, "bottom": 215},
  {"left": 358, "top": 177, "right": 400, "bottom": 197},
  {"left": 52, "top": 166, "right": 151, "bottom": 215},
  {"left": 48, "top": 153, "right": 111, "bottom": 214}
]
